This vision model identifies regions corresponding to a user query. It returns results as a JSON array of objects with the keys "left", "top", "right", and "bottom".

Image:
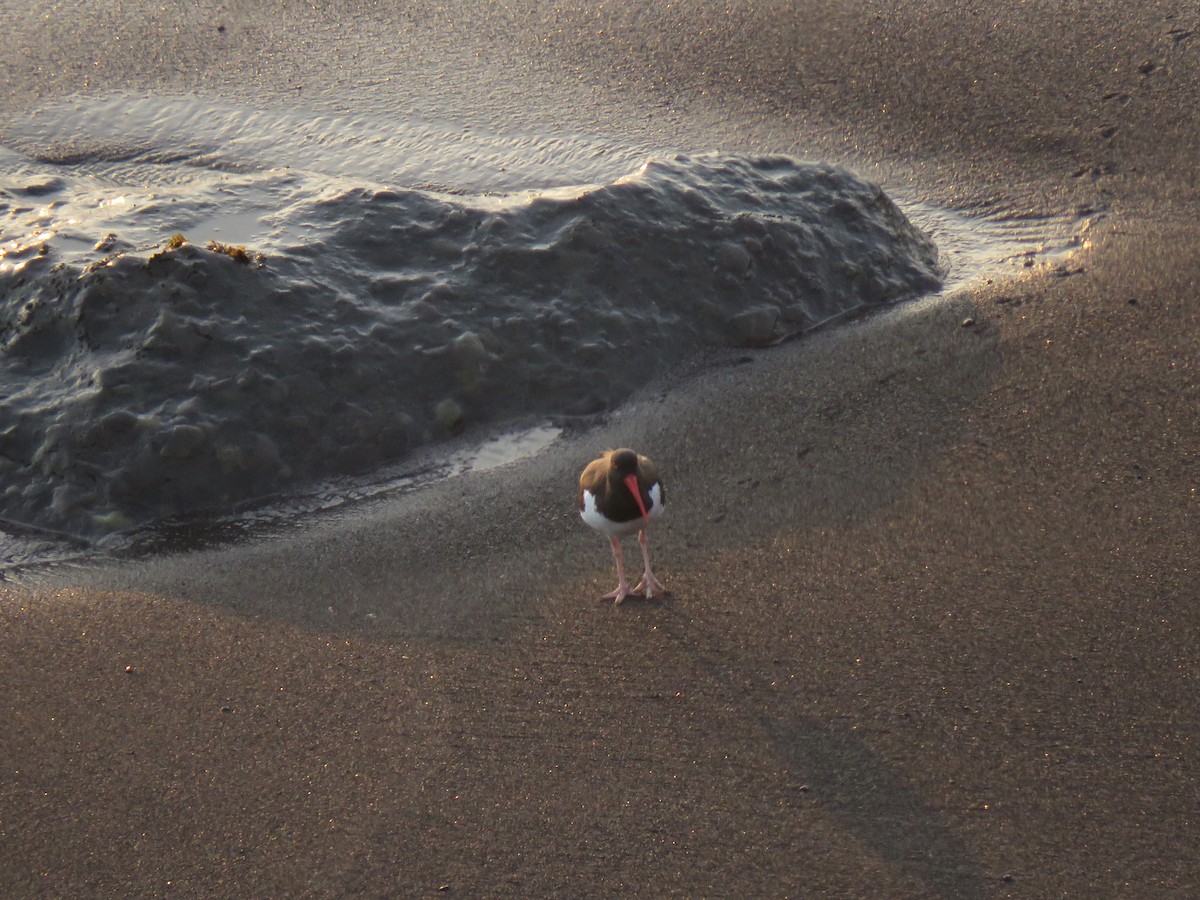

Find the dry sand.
[{"left": 2, "top": 2, "right": 1197, "bottom": 897}]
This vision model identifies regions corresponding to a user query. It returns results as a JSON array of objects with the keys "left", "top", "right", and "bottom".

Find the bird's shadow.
[
  {"left": 647, "top": 598, "right": 986, "bottom": 899},
  {"left": 762, "top": 715, "right": 987, "bottom": 898}
]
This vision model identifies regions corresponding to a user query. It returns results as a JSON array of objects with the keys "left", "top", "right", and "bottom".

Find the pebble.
[
  {"left": 159, "top": 423, "right": 207, "bottom": 460},
  {"left": 715, "top": 240, "right": 753, "bottom": 275},
  {"left": 729, "top": 306, "right": 780, "bottom": 345},
  {"left": 435, "top": 398, "right": 464, "bottom": 430}
]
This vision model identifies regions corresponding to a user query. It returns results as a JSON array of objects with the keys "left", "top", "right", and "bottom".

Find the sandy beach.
[{"left": 2, "top": 2, "right": 1197, "bottom": 897}]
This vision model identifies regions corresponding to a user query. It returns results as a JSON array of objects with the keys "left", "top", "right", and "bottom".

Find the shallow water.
[{"left": 0, "top": 95, "right": 1083, "bottom": 568}]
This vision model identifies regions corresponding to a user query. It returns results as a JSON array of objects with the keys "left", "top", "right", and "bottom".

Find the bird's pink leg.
[
  {"left": 633, "top": 529, "right": 664, "bottom": 598},
  {"left": 600, "top": 535, "right": 634, "bottom": 604}
]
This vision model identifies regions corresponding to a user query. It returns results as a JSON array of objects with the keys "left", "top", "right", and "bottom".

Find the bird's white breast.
[{"left": 580, "top": 483, "right": 663, "bottom": 536}]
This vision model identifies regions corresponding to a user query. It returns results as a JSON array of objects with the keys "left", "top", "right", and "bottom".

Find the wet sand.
[{"left": 2, "top": 2, "right": 1198, "bottom": 897}]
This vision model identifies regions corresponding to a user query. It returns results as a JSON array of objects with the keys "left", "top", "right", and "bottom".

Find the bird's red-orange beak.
[{"left": 624, "top": 473, "right": 650, "bottom": 523}]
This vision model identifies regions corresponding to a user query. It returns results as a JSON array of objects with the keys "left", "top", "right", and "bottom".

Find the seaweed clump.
[{"left": 206, "top": 240, "right": 264, "bottom": 266}]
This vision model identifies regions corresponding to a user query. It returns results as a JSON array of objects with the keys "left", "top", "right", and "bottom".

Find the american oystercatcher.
[{"left": 578, "top": 448, "right": 665, "bottom": 604}]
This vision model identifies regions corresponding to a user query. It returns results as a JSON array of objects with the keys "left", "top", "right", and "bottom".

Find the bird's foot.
[
  {"left": 634, "top": 571, "right": 664, "bottom": 599},
  {"left": 600, "top": 582, "right": 634, "bottom": 605}
]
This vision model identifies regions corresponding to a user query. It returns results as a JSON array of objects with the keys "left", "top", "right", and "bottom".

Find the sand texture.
[{"left": 2, "top": 2, "right": 1198, "bottom": 897}]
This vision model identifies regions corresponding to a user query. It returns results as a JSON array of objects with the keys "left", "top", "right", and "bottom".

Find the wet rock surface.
[{"left": 1, "top": 149, "right": 941, "bottom": 538}]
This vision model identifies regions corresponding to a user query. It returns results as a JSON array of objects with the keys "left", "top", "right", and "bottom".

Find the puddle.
[{"left": 903, "top": 200, "right": 1095, "bottom": 292}]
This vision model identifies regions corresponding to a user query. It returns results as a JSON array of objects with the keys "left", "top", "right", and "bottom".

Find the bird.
[{"left": 578, "top": 448, "right": 665, "bottom": 604}]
